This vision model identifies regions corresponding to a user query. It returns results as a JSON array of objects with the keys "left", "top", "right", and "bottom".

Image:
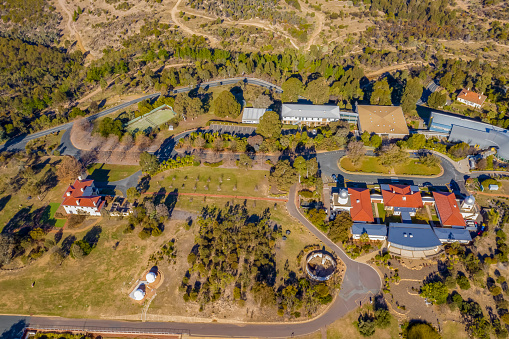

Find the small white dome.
[
  {"left": 133, "top": 288, "right": 145, "bottom": 300},
  {"left": 146, "top": 272, "right": 157, "bottom": 283},
  {"left": 339, "top": 189, "right": 348, "bottom": 198},
  {"left": 465, "top": 195, "right": 475, "bottom": 204}
]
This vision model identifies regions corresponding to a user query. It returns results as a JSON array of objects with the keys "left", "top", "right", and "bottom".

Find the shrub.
[
  {"left": 456, "top": 274, "right": 471, "bottom": 290},
  {"left": 204, "top": 160, "right": 223, "bottom": 167},
  {"left": 299, "top": 190, "right": 314, "bottom": 198}
]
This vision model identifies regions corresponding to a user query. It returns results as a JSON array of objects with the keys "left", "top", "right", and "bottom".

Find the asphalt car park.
[{"left": 209, "top": 124, "right": 256, "bottom": 136}]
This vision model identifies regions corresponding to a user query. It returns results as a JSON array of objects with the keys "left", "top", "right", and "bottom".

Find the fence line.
[{"left": 27, "top": 324, "right": 190, "bottom": 335}]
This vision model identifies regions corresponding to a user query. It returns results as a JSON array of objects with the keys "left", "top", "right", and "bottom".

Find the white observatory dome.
[
  {"left": 465, "top": 195, "right": 475, "bottom": 204},
  {"left": 146, "top": 272, "right": 157, "bottom": 283},
  {"left": 337, "top": 189, "right": 349, "bottom": 205},
  {"left": 339, "top": 189, "right": 348, "bottom": 198},
  {"left": 133, "top": 288, "right": 145, "bottom": 300}
]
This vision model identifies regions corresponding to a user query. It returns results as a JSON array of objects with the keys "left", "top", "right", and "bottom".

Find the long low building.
[
  {"left": 351, "top": 223, "right": 387, "bottom": 241},
  {"left": 433, "top": 227, "right": 472, "bottom": 244},
  {"left": 281, "top": 103, "right": 358, "bottom": 126},
  {"left": 387, "top": 223, "right": 442, "bottom": 258}
]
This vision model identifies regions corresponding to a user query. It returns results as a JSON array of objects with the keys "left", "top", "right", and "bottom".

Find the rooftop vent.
[
  {"left": 403, "top": 232, "right": 407, "bottom": 237},
  {"left": 356, "top": 199, "right": 360, "bottom": 203},
  {"left": 66, "top": 192, "right": 71, "bottom": 196},
  {"left": 402, "top": 196, "right": 407, "bottom": 201},
  {"left": 409, "top": 233, "right": 414, "bottom": 238},
  {"left": 81, "top": 188, "right": 84, "bottom": 192}
]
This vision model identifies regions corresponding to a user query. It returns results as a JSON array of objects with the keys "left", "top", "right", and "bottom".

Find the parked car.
[{"left": 332, "top": 174, "right": 337, "bottom": 181}]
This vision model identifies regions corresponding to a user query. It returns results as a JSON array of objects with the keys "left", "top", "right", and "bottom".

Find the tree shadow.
[
  {"left": 0, "top": 318, "right": 27, "bottom": 339},
  {"left": 61, "top": 235, "right": 77, "bottom": 256},
  {"left": 0, "top": 195, "right": 11, "bottom": 213},
  {"left": 165, "top": 189, "right": 178, "bottom": 216},
  {"left": 83, "top": 225, "right": 102, "bottom": 248}
]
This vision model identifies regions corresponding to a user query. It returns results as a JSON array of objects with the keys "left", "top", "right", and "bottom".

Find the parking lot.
[{"left": 209, "top": 124, "right": 256, "bottom": 136}]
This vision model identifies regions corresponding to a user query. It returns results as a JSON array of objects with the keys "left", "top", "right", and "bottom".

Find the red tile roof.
[
  {"left": 348, "top": 188, "right": 374, "bottom": 222},
  {"left": 381, "top": 184, "right": 423, "bottom": 208},
  {"left": 458, "top": 89, "right": 487, "bottom": 106},
  {"left": 62, "top": 179, "right": 103, "bottom": 210},
  {"left": 433, "top": 192, "right": 466, "bottom": 227}
]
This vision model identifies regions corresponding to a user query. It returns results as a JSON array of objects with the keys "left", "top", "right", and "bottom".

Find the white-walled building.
[
  {"left": 281, "top": 103, "right": 358, "bottom": 126},
  {"left": 61, "top": 178, "right": 104, "bottom": 216},
  {"left": 456, "top": 89, "right": 487, "bottom": 109}
]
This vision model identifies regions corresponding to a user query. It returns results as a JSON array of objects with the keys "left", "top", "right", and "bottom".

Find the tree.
[
  {"left": 370, "top": 79, "right": 392, "bottom": 105},
  {"left": 126, "top": 187, "right": 140, "bottom": 202},
  {"left": 57, "top": 156, "right": 84, "bottom": 180},
  {"left": 270, "top": 160, "right": 297, "bottom": 191},
  {"left": 328, "top": 211, "right": 352, "bottom": 243},
  {"left": 282, "top": 78, "right": 303, "bottom": 102},
  {"left": 406, "top": 134, "right": 426, "bottom": 150},
  {"left": 448, "top": 142, "right": 470, "bottom": 159},
  {"left": 400, "top": 78, "right": 423, "bottom": 113},
  {"left": 29, "top": 228, "right": 45, "bottom": 241},
  {"left": 96, "top": 117, "right": 124, "bottom": 139},
  {"left": 406, "top": 323, "right": 440, "bottom": 339},
  {"left": 213, "top": 91, "right": 241, "bottom": 118},
  {"left": 356, "top": 315, "right": 375, "bottom": 337},
  {"left": 293, "top": 156, "right": 307, "bottom": 177},
  {"left": 139, "top": 152, "right": 160, "bottom": 174},
  {"left": 156, "top": 204, "right": 169, "bottom": 219},
  {"left": 305, "top": 77, "right": 330, "bottom": 104},
  {"left": 456, "top": 274, "right": 471, "bottom": 290},
  {"left": 427, "top": 91, "right": 447, "bottom": 109},
  {"left": 347, "top": 141, "right": 366, "bottom": 165},
  {"left": 238, "top": 154, "right": 253, "bottom": 169},
  {"left": 174, "top": 93, "right": 204, "bottom": 119},
  {"left": 370, "top": 134, "right": 382, "bottom": 148},
  {"left": 253, "top": 94, "right": 273, "bottom": 108},
  {"left": 378, "top": 144, "right": 408, "bottom": 166},
  {"left": 375, "top": 309, "right": 392, "bottom": 329},
  {"left": 361, "top": 131, "right": 371, "bottom": 145},
  {"left": 257, "top": 111, "right": 282, "bottom": 139},
  {"left": 419, "top": 154, "right": 440, "bottom": 167},
  {"left": 420, "top": 281, "right": 448, "bottom": 304}
]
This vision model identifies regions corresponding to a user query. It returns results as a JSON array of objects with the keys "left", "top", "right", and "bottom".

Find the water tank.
[
  {"left": 146, "top": 272, "right": 157, "bottom": 283},
  {"left": 133, "top": 288, "right": 145, "bottom": 301},
  {"left": 337, "top": 189, "right": 349, "bottom": 204}
]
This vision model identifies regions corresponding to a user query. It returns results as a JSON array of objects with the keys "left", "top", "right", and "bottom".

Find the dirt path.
[
  {"left": 170, "top": 0, "right": 218, "bottom": 45},
  {"left": 365, "top": 62, "right": 425, "bottom": 78},
  {"left": 226, "top": 20, "right": 299, "bottom": 49},
  {"left": 300, "top": 2, "right": 325, "bottom": 50},
  {"left": 56, "top": 0, "right": 87, "bottom": 54},
  {"left": 143, "top": 191, "right": 288, "bottom": 202}
]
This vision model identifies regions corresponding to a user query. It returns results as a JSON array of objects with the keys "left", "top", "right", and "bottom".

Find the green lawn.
[
  {"left": 393, "top": 159, "right": 441, "bottom": 176},
  {"left": 49, "top": 202, "right": 66, "bottom": 228},
  {"left": 149, "top": 167, "right": 270, "bottom": 197},
  {"left": 377, "top": 203, "right": 386, "bottom": 222},
  {"left": 87, "top": 163, "right": 141, "bottom": 182},
  {"left": 340, "top": 157, "right": 390, "bottom": 174},
  {"left": 340, "top": 157, "right": 440, "bottom": 176}
]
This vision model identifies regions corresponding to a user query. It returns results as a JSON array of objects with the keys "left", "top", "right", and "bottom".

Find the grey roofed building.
[
  {"left": 281, "top": 103, "right": 358, "bottom": 126},
  {"left": 241, "top": 108, "right": 268, "bottom": 124},
  {"left": 388, "top": 223, "right": 442, "bottom": 251},
  {"left": 351, "top": 223, "right": 387, "bottom": 240},
  {"left": 449, "top": 125, "right": 509, "bottom": 160},
  {"left": 433, "top": 227, "right": 472, "bottom": 244},
  {"left": 428, "top": 111, "right": 505, "bottom": 134}
]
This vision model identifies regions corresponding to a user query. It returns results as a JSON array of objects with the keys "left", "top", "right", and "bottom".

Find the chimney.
[
  {"left": 478, "top": 95, "right": 481, "bottom": 99},
  {"left": 81, "top": 187, "right": 84, "bottom": 192},
  {"left": 78, "top": 175, "right": 82, "bottom": 181},
  {"left": 66, "top": 192, "right": 71, "bottom": 196},
  {"left": 76, "top": 199, "right": 80, "bottom": 206},
  {"left": 93, "top": 201, "right": 97, "bottom": 207},
  {"left": 402, "top": 196, "right": 407, "bottom": 201}
]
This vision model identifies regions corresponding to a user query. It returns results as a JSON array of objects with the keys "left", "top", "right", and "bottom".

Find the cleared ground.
[{"left": 340, "top": 157, "right": 441, "bottom": 176}]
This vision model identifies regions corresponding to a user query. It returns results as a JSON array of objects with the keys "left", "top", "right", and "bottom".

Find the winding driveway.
[
  {"left": 0, "top": 185, "right": 380, "bottom": 338},
  {"left": 0, "top": 77, "right": 281, "bottom": 153}
]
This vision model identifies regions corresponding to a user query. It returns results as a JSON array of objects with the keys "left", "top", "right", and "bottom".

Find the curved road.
[
  {"left": 0, "top": 77, "right": 281, "bottom": 152},
  {"left": 0, "top": 186, "right": 379, "bottom": 338}
]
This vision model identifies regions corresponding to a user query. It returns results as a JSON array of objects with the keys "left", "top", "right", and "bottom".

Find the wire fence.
[{"left": 27, "top": 324, "right": 190, "bottom": 336}]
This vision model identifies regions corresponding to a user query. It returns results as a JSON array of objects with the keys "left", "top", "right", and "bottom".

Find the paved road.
[
  {"left": 0, "top": 77, "right": 282, "bottom": 153},
  {"left": 317, "top": 150, "right": 469, "bottom": 194},
  {"left": 0, "top": 186, "right": 379, "bottom": 339}
]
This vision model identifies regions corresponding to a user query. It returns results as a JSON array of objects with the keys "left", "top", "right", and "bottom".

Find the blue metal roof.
[
  {"left": 388, "top": 223, "right": 442, "bottom": 250},
  {"left": 429, "top": 112, "right": 505, "bottom": 133},
  {"left": 351, "top": 223, "right": 387, "bottom": 237},
  {"left": 433, "top": 227, "right": 472, "bottom": 243},
  {"left": 449, "top": 125, "right": 509, "bottom": 160}
]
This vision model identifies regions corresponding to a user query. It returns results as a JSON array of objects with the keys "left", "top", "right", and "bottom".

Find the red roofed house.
[
  {"left": 381, "top": 184, "right": 423, "bottom": 220},
  {"left": 348, "top": 188, "right": 374, "bottom": 223},
  {"left": 456, "top": 89, "right": 487, "bottom": 109},
  {"left": 432, "top": 192, "right": 466, "bottom": 227},
  {"left": 62, "top": 177, "right": 105, "bottom": 216},
  {"left": 331, "top": 187, "right": 374, "bottom": 223}
]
